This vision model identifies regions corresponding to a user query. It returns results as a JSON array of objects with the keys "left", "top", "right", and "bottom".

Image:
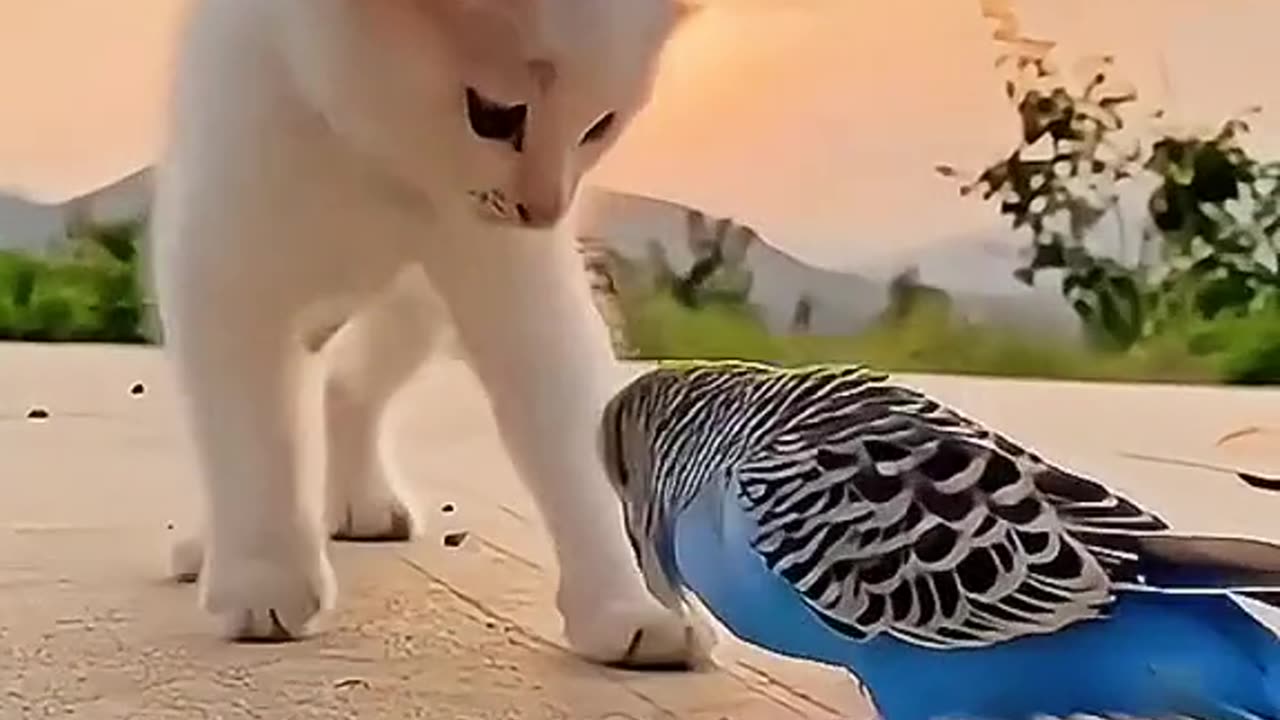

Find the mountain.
[
  {"left": 0, "top": 168, "right": 1087, "bottom": 347},
  {"left": 0, "top": 167, "right": 152, "bottom": 252},
  {"left": 578, "top": 188, "right": 888, "bottom": 336},
  {"left": 577, "top": 187, "right": 1086, "bottom": 342}
]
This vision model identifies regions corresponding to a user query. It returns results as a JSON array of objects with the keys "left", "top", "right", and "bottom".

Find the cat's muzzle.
[{"left": 468, "top": 189, "right": 519, "bottom": 224}]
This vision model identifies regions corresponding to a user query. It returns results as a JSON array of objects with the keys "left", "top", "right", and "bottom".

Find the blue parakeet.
[{"left": 599, "top": 360, "right": 1280, "bottom": 720}]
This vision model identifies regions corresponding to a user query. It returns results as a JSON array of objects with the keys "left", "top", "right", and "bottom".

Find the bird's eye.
[
  {"left": 580, "top": 111, "right": 617, "bottom": 145},
  {"left": 465, "top": 87, "right": 527, "bottom": 152}
]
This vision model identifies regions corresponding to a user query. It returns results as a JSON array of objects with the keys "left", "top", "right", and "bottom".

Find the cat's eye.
[
  {"left": 465, "top": 87, "right": 527, "bottom": 151},
  {"left": 581, "top": 112, "right": 617, "bottom": 145}
]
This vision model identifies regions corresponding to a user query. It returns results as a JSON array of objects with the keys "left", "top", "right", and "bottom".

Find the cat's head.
[{"left": 285, "top": 0, "right": 698, "bottom": 229}]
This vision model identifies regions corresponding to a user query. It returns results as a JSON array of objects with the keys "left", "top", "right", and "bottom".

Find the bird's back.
[{"left": 674, "top": 482, "right": 1280, "bottom": 720}]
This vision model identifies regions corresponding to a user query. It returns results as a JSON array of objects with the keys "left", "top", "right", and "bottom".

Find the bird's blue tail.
[
  {"left": 1248, "top": 599, "right": 1280, "bottom": 719},
  {"left": 1135, "top": 538, "right": 1280, "bottom": 720}
]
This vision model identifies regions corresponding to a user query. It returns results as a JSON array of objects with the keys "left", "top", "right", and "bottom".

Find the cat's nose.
[{"left": 515, "top": 200, "right": 562, "bottom": 229}]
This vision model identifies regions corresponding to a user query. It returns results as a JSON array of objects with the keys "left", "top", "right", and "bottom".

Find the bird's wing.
[{"left": 733, "top": 379, "right": 1170, "bottom": 650}]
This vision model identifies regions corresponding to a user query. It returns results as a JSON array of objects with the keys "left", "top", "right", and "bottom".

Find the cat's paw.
[
  {"left": 558, "top": 588, "right": 717, "bottom": 669},
  {"left": 327, "top": 487, "right": 418, "bottom": 542},
  {"left": 199, "top": 542, "right": 336, "bottom": 642}
]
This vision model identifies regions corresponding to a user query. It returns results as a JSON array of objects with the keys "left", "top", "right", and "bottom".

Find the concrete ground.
[{"left": 1, "top": 344, "right": 1278, "bottom": 719}]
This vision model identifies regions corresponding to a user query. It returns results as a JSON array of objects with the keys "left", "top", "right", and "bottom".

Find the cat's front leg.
[
  {"left": 425, "top": 229, "right": 716, "bottom": 668},
  {"left": 162, "top": 283, "right": 335, "bottom": 641}
]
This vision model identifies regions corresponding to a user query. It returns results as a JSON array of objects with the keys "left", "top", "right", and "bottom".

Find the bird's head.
[
  {"left": 598, "top": 372, "right": 687, "bottom": 610},
  {"left": 599, "top": 382, "right": 655, "bottom": 558}
]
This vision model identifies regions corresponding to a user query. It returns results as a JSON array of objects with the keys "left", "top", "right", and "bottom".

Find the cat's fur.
[{"left": 154, "top": 0, "right": 713, "bottom": 666}]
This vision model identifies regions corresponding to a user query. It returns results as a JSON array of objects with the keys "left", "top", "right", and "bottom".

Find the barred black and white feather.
[{"left": 603, "top": 361, "right": 1280, "bottom": 653}]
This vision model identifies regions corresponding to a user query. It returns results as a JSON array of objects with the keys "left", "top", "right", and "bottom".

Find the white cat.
[{"left": 153, "top": 0, "right": 713, "bottom": 667}]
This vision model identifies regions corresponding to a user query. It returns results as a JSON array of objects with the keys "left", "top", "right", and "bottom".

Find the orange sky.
[
  {"left": 0, "top": 0, "right": 185, "bottom": 201},
  {"left": 3, "top": 1, "right": 1280, "bottom": 268},
  {"left": 595, "top": 0, "right": 1280, "bottom": 266},
  {"left": 592, "top": 0, "right": 1016, "bottom": 265}
]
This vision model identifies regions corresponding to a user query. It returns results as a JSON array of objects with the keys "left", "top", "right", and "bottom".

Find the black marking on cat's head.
[
  {"left": 465, "top": 87, "right": 527, "bottom": 152},
  {"left": 580, "top": 111, "right": 617, "bottom": 145}
]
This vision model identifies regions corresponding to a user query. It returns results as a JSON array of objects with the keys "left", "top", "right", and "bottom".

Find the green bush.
[
  {"left": 939, "top": 49, "right": 1280, "bottom": 352},
  {"left": 1180, "top": 309, "right": 1280, "bottom": 384},
  {"left": 0, "top": 219, "right": 149, "bottom": 343},
  {"left": 613, "top": 285, "right": 1280, "bottom": 385},
  {"left": 619, "top": 289, "right": 786, "bottom": 361}
]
